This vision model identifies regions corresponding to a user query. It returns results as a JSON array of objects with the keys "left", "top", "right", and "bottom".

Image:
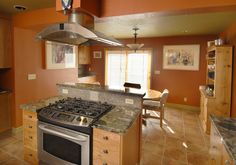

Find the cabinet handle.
[
  {"left": 29, "top": 136, "right": 33, "bottom": 139},
  {"left": 28, "top": 115, "right": 33, "bottom": 119},
  {"left": 29, "top": 154, "right": 33, "bottom": 157},
  {"left": 212, "top": 146, "right": 217, "bottom": 149},
  {"left": 28, "top": 126, "right": 33, "bottom": 129},
  {"left": 103, "top": 163, "right": 107, "bottom": 165},
  {"left": 103, "top": 149, "right": 108, "bottom": 154},
  {"left": 103, "top": 136, "right": 108, "bottom": 140},
  {"left": 225, "top": 160, "right": 231, "bottom": 165}
]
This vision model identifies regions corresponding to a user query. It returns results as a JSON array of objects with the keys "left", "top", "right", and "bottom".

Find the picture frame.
[
  {"left": 45, "top": 41, "right": 77, "bottom": 69},
  {"left": 93, "top": 51, "right": 102, "bottom": 58},
  {"left": 163, "top": 44, "right": 200, "bottom": 71}
]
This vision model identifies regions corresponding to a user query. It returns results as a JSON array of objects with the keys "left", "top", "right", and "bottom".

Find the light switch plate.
[
  {"left": 28, "top": 74, "right": 36, "bottom": 80},
  {"left": 62, "top": 89, "right": 69, "bottom": 94}
]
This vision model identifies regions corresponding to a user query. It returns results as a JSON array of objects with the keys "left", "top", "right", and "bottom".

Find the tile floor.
[
  {"left": 0, "top": 107, "right": 209, "bottom": 165},
  {"left": 141, "top": 107, "right": 210, "bottom": 165}
]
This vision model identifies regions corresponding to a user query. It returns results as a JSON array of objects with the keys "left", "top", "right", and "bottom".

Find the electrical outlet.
[
  {"left": 125, "top": 98, "right": 134, "bottom": 104},
  {"left": 154, "top": 70, "right": 160, "bottom": 75},
  {"left": 184, "top": 97, "right": 187, "bottom": 102},
  {"left": 62, "top": 89, "right": 69, "bottom": 94},
  {"left": 28, "top": 74, "right": 36, "bottom": 80},
  {"left": 90, "top": 91, "right": 99, "bottom": 101}
]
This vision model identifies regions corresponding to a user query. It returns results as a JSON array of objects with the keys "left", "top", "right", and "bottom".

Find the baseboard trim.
[
  {"left": 166, "top": 103, "right": 200, "bottom": 112},
  {"left": 11, "top": 126, "right": 23, "bottom": 134}
]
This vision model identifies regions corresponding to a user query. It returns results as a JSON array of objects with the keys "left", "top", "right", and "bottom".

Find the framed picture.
[
  {"left": 93, "top": 51, "right": 102, "bottom": 58},
  {"left": 45, "top": 41, "right": 77, "bottom": 69},
  {"left": 163, "top": 44, "right": 200, "bottom": 71}
]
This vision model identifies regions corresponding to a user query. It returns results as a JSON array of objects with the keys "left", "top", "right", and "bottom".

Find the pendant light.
[{"left": 127, "top": 27, "right": 144, "bottom": 52}]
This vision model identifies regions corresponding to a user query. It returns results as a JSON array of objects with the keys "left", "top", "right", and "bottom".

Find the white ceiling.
[
  {"left": 94, "top": 11, "right": 236, "bottom": 38},
  {"left": 0, "top": 0, "right": 236, "bottom": 38}
]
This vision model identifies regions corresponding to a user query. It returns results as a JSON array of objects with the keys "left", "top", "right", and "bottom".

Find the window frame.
[{"left": 105, "top": 49, "right": 152, "bottom": 89}]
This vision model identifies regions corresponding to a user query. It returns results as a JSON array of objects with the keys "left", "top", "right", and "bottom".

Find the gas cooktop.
[{"left": 37, "top": 97, "right": 114, "bottom": 128}]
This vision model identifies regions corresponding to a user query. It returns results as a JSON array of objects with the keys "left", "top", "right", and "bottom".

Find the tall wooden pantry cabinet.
[{"left": 199, "top": 45, "right": 232, "bottom": 134}]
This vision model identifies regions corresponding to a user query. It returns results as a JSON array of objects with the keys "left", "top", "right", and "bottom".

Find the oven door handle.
[{"left": 38, "top": 125, "right": 88, "bottom": 142}]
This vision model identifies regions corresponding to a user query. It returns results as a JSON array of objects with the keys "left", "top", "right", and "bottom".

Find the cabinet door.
[
  {"left": 0, "top": 93, "right": 11, "bottom": 132},
  {"left": 209, "top": 125, "right": 222, "bottom": 165},
  {"left": 0, "top": 18, "right": 12, "bottom": 68},
  {"left": 78, "top": 45, "right": 90, "bottom": 64},
  {"left": 222, "top": 146, "right": 233, "bottom": 165}
]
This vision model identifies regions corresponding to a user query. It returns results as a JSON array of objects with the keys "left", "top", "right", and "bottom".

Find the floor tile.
[
  {"left": 187, "top": 151, "right": 210, "bottom": 165},
  {"left": 1, "top": 140, "right": 24, "bottom": 160},
  {"left": 162, "top": 157, "right": 188, "bottom": 165}
]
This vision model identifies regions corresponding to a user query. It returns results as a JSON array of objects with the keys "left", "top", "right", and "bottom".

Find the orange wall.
[
  {"left": 220, "top": 22, "right": 236, "bottom": 117},
  {"left": 101, "top": 0, "right": 236, "bottom": 17},
  {"left": 90, "top": 35, "right": 216, "bottom": 106},
  {"left": 13, "top": 28, "right": 78, "bottom": 127},
  {"left": 13, "top": 7, "right": 67, "bottom": 29}
]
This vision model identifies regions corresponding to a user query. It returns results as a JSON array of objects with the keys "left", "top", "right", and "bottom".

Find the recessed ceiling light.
[
  {"left": 14, "top": 5, "right": 27, "bottom": 11},
  {"left": 183, "top": 30, "right": 188, "bottom": 33}
]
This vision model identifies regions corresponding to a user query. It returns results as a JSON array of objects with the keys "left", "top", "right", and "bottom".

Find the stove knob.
[
  {"left": 77, "top": 117, "right": 81, "bottom": 122},
  {"left": 83, "top": 118, "right": 88, "bottom": 123}
]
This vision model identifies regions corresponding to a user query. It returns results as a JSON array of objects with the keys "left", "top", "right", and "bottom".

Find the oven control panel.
[{"left": 38, "top": 109, "right": 93, "bottom": 127}]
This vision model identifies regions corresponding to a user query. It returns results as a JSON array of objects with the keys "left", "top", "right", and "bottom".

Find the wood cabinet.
[
  {"left": 78, "top": 45, "right": 90, "bottom": 64},
  {"left": 0, "top": 92, "right": 11, "bottom": 132},
  {"left": 23, "top": 110, "right": 39, "bottom": 165},
  {"left": 222, "top": 145, "right": 234, "bottom": 165},
  {"left": 199, "top": 45, "right": 232, "bottom": 134},
  {"left": 78, "top": 75, "right": 96, "bottom": 83},
  {"left": 0, "top": 17, "right": 12, "bottom": 68},
  {"left": 210, "top": 124, "right": 223, "bottom": 165},
  {"left": 210, "top": 122, "right": 234, "bottom": 165},
  {"left": 93, "top": 116, "right": 140, "bottom": 165}
]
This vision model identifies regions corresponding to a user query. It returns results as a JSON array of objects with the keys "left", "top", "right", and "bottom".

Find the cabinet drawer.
[
  {"left": 23, "top": 119, "right": 37, "bottom": 132},
  {"left": 24, "top": 147, "right": 38, "bottom": 165},
  {"left": 93, "top": 128, "right": 120, "bottom": 143},
  {"left": 23, "top": 110, "right": 37, "bottom": 121},
  {"left": 24, "top": 130, "right": 37, "bottom": 149},
  {"left": 93, "top": 157, "right": 119, "bottom": 165}
]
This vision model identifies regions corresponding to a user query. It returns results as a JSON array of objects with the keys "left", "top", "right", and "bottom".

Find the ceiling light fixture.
[{"left": 127, "top": 27, "right": 144, "bottom": 52}]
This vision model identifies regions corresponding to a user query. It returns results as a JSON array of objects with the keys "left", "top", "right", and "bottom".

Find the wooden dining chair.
[
  {"left": 123, "top": 82, "right": 141, "bottom": 89},
  {"left": 142, "top": 89, "right": 169, "bottom": 127}
]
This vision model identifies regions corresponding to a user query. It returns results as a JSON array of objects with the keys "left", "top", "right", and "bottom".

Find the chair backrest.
[
  {"left": 123, "top": 82, "right": 141, "bottom": 89},
  {"left": 160, "top": 89, "right": 169, "bottom": 107}
]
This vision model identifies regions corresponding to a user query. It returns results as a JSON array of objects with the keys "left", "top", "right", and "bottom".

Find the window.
[{"left": 105, "top": 50, "right": 151, "bottom": 89}]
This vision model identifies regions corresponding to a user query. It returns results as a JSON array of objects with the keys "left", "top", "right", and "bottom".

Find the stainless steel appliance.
[
  {"left": 36, "top": 9, "right": 122, "bottom": 46},
  {"left": 37, "top": 97, "right": 114, "bottom": 165}
]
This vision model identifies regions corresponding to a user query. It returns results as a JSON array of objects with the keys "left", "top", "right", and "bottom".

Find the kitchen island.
[
  {"left": 210, "top": 115, "right": 236, "bottom": 165},
  {"left": 20, "top": 83, "right": 145, "bottom": 165}
]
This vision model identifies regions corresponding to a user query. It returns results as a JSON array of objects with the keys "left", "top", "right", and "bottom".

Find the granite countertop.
[
  {"left": 20, "top": 96, "right": 65, "bottom": 112},
  {"left": 93, "top": 106, "right": 141, "bottom": 134},
  {"left": 20, "top": 96, "right": 141, "bottom": 134},
  {"left": 210, "top": 115, "right": 236, "bottom": 163},
  {"left": 57, "top": 82, "right": 146, "bottom": 97}
]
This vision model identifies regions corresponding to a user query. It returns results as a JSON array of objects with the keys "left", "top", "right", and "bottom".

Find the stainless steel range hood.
[{"left": 36, "top": 11, "right": 122, "bottom": 46}]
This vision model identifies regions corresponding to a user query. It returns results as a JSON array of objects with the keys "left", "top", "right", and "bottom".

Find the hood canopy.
[{"left": 36, "top": 11, "right": 122, "bottom": 46}]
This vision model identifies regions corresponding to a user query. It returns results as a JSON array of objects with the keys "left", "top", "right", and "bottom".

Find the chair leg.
[{"left": 160, "top": 109, "right": 163, "bottom": 127}]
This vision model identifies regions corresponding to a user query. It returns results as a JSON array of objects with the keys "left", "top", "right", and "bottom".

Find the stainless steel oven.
[{"left": 38, "top": 122, "right": 90, "bottom": 165}]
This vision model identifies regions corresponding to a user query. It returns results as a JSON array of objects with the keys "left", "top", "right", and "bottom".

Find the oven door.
[{"left": 38, "top": 122, "right": 90, "bottom": 165}]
